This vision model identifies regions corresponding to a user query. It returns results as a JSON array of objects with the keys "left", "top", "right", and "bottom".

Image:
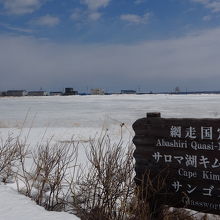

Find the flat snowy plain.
[{"left": 1, "top": 94, "right": 220, "bottom": 220}]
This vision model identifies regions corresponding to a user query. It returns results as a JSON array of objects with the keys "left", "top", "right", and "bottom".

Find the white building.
[{"left": 91, "top": 88, "right": 105, "bottom": 95}]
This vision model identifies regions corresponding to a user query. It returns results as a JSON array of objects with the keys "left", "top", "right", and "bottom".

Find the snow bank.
[{"left": 0, "top": 185, "right": 79, "bottom": 220}]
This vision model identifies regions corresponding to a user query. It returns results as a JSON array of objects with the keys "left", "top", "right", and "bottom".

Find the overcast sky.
[{"left": 1, "top": 0, "right": 220, "bottom": 92}]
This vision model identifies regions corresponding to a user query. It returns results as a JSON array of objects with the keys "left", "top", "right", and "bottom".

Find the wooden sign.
[{"left": 133, "top": 112, "right": 220, "bottom": 215}]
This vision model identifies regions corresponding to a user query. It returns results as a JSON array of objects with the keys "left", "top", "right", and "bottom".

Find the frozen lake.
[{"left": 1, "top": 94, "right": 220, "bottom": 144}]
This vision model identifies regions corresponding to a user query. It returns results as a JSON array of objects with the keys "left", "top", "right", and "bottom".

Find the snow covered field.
[
  {"left": 1, "top": 94, "right": 220, "bottom": 143},
  {"left": 0, "top": 185, "right": 79, "bottom": 220},
  {"left": 1, "top": 94, "right": 220, "bottom": 219}
]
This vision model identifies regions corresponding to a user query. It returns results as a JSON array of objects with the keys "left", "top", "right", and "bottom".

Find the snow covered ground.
[
  {"left": 1, "top": 94, "right": 220, "bottom": 219},
  {"left": 1, "top": 94, "right": 220, "bottom": 144},
  {"left": 0, "top": 185, "right": 79, "bottom": 220}
]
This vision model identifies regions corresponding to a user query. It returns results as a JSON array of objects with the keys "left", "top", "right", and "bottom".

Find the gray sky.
[{"left": 1, "top": 27, "right": 220, "bottom": 92}]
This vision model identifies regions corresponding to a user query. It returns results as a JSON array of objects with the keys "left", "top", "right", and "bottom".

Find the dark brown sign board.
[{"left": 133, "top": 112, "right": 220, "bottom": 216}]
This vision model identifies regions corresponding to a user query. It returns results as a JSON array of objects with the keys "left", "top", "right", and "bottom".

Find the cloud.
[
  {"left": 88, "top": 12, "right": 102, "bottom": 21},
  {"left": 120, "top": 13, "right": 151, "bottom": 24},
  {"left": 72, "top": 0, "right": 110, "bottom": 22},
  {"left": 191, "top": 0, "right": 220, "bottom": 13},
  {"left": 207, "top": 1, "right": 220, "bottom": 12},
  {"left": 203, "top": 15, "right": 212, "bottom": 20},
  {"left": 1, "top": 28, "right": 220, "bottom": 91},
  {"left": 31, "top": 15, "right": 60, "bottom": 27},
  {"left": 134, "top": 0, "right": 146, "bottom": 4},
  {"left": 0, "top": 23, "right": 33, "bottom": 33},
  {"left": 70, "top": 9, "right": 101, "bottom": 22},
  {"left": 70, "top": 8, "right": 102, "bottom": 22},
  {"left": 0, "top": 0, "right": 45, "bottom": 15},
  {"left": 80, "top": 0, "right": 110, "bottom": 10},
  {"left": 70, "top": 8, "right": 82, "bottom": 21}
]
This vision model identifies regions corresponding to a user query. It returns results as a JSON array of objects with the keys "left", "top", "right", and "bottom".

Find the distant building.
[
  {"left": 91, "top": 88, "right": 105, "bottom": 95},
  {"left": 174, "top": 86, "right": 180, "bottom": 94},
  {"left": 1, "top": 92, "right": 6, "bottom": 96},
  {"left": 50, "top": 91, "right": 63, "bottom": 96},
  {"left": 6, "top": 90, "right": 27, "bottom": 97},
  {"left": 63, "top": 88, "right": 78, "bottom": 95},
  {"left": 28, "top": 91, "right": 48, "bottom": 96},
  {"left": 121, "top": 90, "right": 136, "bottom": 94}
]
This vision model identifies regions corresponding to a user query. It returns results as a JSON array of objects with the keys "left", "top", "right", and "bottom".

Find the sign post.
[{"left": 133, "top": 112, "right": 220, "bottom": 216}]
